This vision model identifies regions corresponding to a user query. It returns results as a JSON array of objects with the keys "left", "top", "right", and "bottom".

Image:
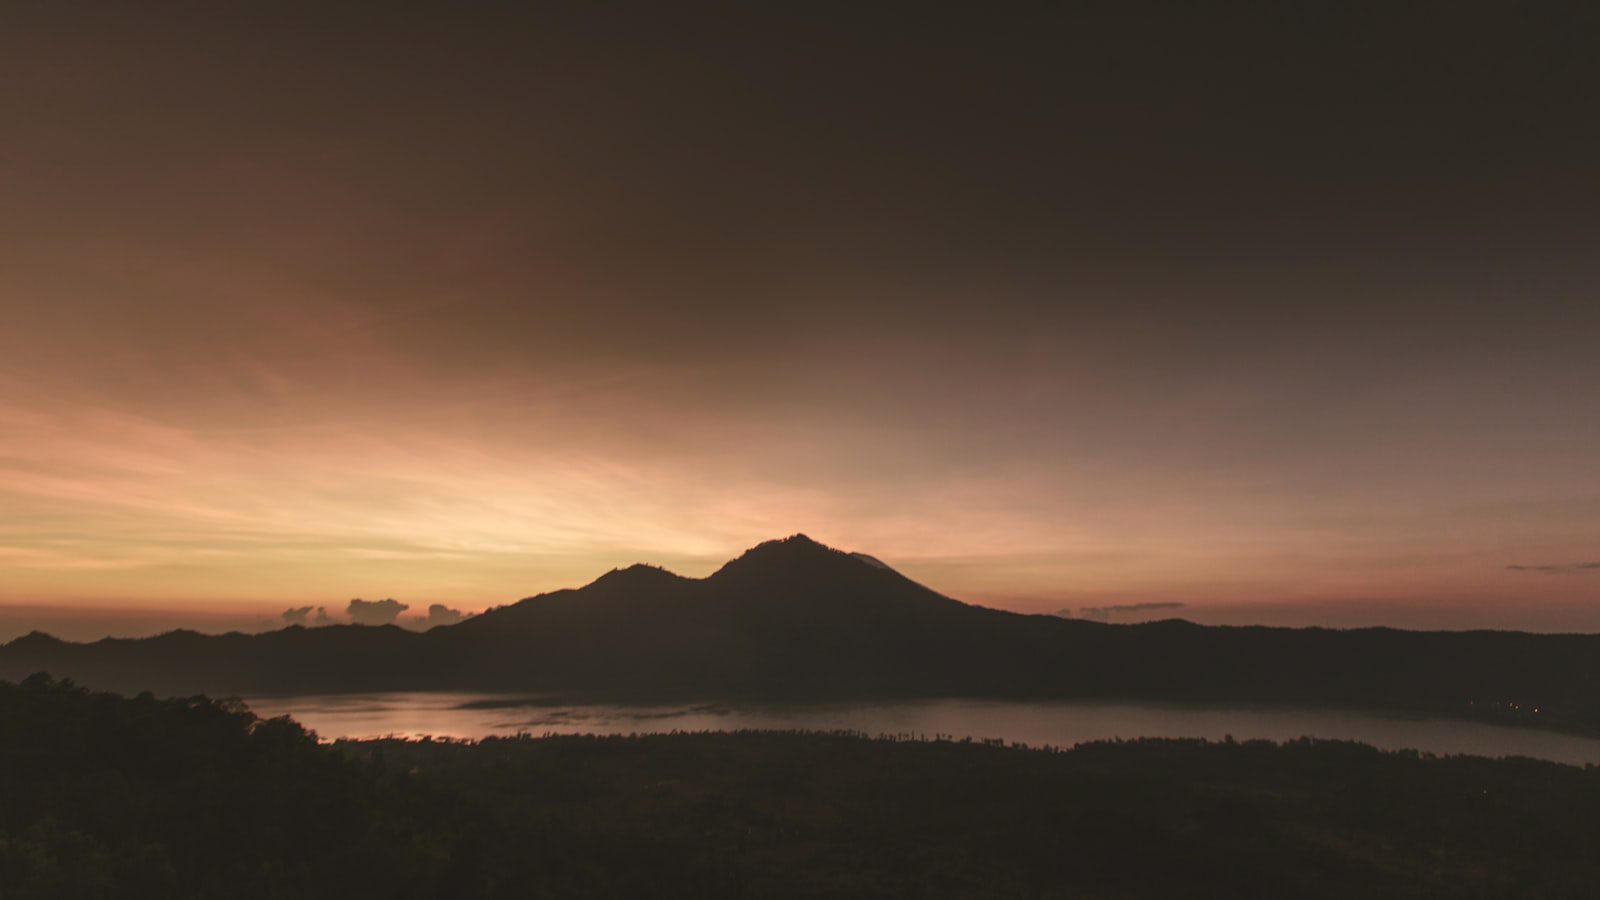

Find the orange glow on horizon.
[{"left": 3, "top": 8, "right": 1597, "bottom": 639}]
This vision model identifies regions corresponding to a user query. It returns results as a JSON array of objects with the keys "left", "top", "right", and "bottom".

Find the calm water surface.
[{"left": 244, "top": 693, "right": 1600, "bottom": 766}]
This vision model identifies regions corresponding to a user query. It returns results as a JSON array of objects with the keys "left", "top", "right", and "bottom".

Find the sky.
[{"left": 1, "top": 4, "right": 1598, "bottom": 639}]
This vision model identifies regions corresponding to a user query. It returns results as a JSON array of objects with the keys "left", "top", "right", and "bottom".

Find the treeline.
[
  {"left": 0, "top": 674, "right": 440, "bottom": 898},
  {"left": 3, "top": 675, "right": 1600, "bottom": 898}
]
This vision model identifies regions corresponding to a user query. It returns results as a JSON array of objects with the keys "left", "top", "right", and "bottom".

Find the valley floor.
[{"left": 3, "top": 676, "right": 1596, "bottom": 898}]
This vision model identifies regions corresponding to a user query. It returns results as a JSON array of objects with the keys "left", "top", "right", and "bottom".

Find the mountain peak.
[
  {"left": 4, "top": 630, "right": 64, "bottom": 649},
  {"left": 709, "top": 534, "right": 891, "bottom": 584},
  {"left": 588, "top": 563, "right": 686, "bottom": 590},
  {"left": 752, "top": 533, "right": 829, "bottom": 552},
  {"left": 726, "top": 533, "right": 843, "bottom": 564}
]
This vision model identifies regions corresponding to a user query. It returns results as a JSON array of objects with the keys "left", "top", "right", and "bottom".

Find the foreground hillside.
[
  {"left": 4, "top": 536, "right": 1600, "bottom": 731},
  {"left": 2, "top": 675, "right": 1598, "bottom": 899}
]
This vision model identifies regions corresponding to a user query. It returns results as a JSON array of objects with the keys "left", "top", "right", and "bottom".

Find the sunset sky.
[{"left": 2, "top": 5, "right": 1597, "bottom": 639}]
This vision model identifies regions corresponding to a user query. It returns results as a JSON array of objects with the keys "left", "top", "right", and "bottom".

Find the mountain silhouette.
[
  {"left": 426, "top": 535, "right": 1012, "bottom": 698},
  {"left": 4, "top": 534, "right": 1600, "bottom": 731}
]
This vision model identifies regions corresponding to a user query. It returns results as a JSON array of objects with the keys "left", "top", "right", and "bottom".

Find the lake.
[{"left": 244, "top": 693, "right": 1600, "bottom": 766}]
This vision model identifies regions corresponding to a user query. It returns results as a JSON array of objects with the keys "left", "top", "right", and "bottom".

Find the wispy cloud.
[{"left": 1507, "top": 562, "right": 1600, "bottom": 575}]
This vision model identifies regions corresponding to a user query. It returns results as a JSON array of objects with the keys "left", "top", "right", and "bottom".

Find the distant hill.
[{"left": 4, "top": 535, "right": 1599, "bottom": 731}]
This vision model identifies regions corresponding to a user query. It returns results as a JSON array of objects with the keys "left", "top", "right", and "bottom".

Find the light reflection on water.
[{"left": 242, "top": 693, "right": 1600, "bottom": 766}]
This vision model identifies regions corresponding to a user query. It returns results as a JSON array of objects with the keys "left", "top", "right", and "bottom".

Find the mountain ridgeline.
[{"left": 3, "top": 536, "right": 1598, "bottom": 730}]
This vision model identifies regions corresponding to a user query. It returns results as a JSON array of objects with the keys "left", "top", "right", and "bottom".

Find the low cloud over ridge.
[
  {"left": 419, "top": 603, "right": 469, "bottom": 628},
  {"left": 347, "top": 598, "right": 408, "bottom": 625},
  {"left": 1058, "top": 602, "right": 1188, "bottom": 623},
  {"left": 281, "top": 606, "right": 334, "bottom": 626}
]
